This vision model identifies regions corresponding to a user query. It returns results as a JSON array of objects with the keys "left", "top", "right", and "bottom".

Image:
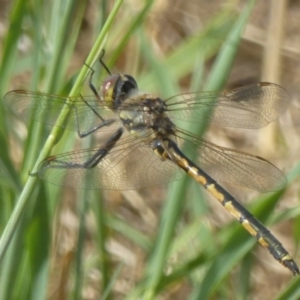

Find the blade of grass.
[
  {"left": 0, "top": 213, "right": 28, "bottom": 299},
  {"left": 0, "top": 0, "right": 124, "bottom": 264},
  {"left": 26, "top": 186, "right": 50, "bottom": 300},
  {"left": 108, "top": 0, "right": 156, "bottom": 67},
  {"left": 22, "top": 0, "right": 87, "bottom": 177},
  {"left": 0, "top": 130, "right": 22, "bottom": 191},
  {"left": 102, "top": 263, "right": 124, "bottom": 300},
  {"left": 191, "top": 189, "right": 284, "bottom": 299},
  {"left": 105, "top": 214, "right": 153, "bottom": 250},
  {"left": 188, "top": 162, "right": 300, "bottom": 298},
  {"left": 138, "top": 9, "right": 236, "bottom": 92},
  {"left": 0, "top": 0, "right": 28, "bottom": 190},
  {"left": 1, "top": 2, "right": 88, "bottom": 299},
  {"left": 0, "top": 0, "right": 28, "bottom": 127},
  {"left": 91, "top": 190, "right": 113, "bottom": 298},
  {"left": 139, "top": 28, "right": 180, "bottom": 97},
  {"left": 73, "top": 189, "right": 89, "bottom": 300},
  {"left": 275, "top": 276, "right": 300, "bottom": 300},
  {"left": 142, "top": 1, "right": 256, "bottom": 298}
]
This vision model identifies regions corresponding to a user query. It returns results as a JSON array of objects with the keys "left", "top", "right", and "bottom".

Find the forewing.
[
  {"left": 3, "top": 90, "right": 118, "bottom": 133},
  {"left": 166, "top": 83, "right": 291, "bottom": 129}
]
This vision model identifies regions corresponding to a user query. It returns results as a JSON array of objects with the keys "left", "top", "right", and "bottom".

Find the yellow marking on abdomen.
[
  {"left": 177, "top": 157, "right": 208, "bottom": 185},
  {"left": 224, "top": 201, "right": 242, "bottom": 220},
  {"left": 282, "top": 254, "right": 293, "bottom": 262},
  {"left": 191, "top": 172, "right": 208, "bottom": 186},
  {"left": 206, "top": 183, "right": 225, "bottom": 202},
  {"left": 241, "top": 219, "right": 258, "bottom": 236},
  {"left": 258, "top": 237, "right": 269, "bottom": 247}
]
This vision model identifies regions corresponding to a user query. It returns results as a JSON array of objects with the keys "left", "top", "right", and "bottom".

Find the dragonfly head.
[{"left": 101, "top": 74, "right": 138, "bottom": 108}]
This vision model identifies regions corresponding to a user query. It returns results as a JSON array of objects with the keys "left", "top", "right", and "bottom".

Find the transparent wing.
[
  {"left": 8, "top": 84, "right": 288, "bottom": 191},
  {"left": 34, "top": 134, "right": 182, "bottom": 190},
  {"left": 33, "top": 125, "right": 286, "bottom": 192},
  {"left": 175, "top": 129, "right": 286, "bottom": 192},
  {"left": 3, "top": 90, "right": 119, "bottom": 133},
  {"left": 165, "top": 82, "right": 291, "bottom": 129},
  {"left": 4, "top": 83, "right": 290, "bottom": 133}
]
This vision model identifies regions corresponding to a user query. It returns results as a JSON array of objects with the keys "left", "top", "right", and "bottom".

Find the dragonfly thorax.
[{"left": 119, "top": 94, "right": 176, "bottom": 141}]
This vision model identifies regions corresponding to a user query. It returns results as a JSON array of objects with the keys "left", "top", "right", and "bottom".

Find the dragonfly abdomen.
[{"left": 163, "top": 138, "right": 299, "bottom": 275}]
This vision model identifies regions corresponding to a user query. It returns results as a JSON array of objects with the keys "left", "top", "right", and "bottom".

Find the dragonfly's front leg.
[
  {"left": 72, "top": 95, "right": 116, "bottom": 138},
  {"left": 72, "top": 59, "right": 115, "bottom": 138}
]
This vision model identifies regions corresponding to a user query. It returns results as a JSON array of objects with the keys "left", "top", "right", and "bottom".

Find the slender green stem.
[
  {"left": 0, "top": 0, "right": 123, "bottom": 264},
  {"left": 142, "top": 0, "right": 257, "bottom": 298}
]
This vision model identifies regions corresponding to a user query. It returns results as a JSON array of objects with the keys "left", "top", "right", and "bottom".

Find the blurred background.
[{"left": 0, "top": 0, "right": 300, "bottom": 299}]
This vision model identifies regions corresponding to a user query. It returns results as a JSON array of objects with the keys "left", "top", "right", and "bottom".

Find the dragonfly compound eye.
[
  {"left": 122, "top": 74, "right": 138, "bottom": 94},
  {"left": 101, "top": 74, "right": 138, "bottom": 108}
]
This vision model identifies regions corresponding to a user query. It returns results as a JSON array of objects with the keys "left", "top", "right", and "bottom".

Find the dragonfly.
[{"left": 4, "top": 53, "right": 299, "bottom": 275}]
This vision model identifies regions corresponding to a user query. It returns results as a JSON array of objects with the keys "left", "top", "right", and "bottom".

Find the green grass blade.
[
  {"left": 275, "top": 277, "right": 300, "bottom": 300},
  {"left": 142, "top": 1, "right": 256, "bottom": 298},
  {"left": 108, "top": 0, "right": 156, "bottom": 66},
  {"left": 0, "top": 0, "right": 124, "bottom": 264},
  {"left": 0, "top": 0, "right": 28, "bottom": 125},
  {"left": 191, "top": 189, "right": 284, "bottom": 299}
]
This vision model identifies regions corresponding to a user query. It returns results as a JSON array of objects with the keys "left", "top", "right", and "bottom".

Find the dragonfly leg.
[
  {"left": 83, "top": 61, "right": 100, "bottom": 101},
  {"left": 73, "top": 101, "right": 115, "bottom": 138},
  {"left": 82, "top": 127, "right": 123, "bottom": 168},
  {"left": 30, "top": 128, "right": 123, "bottom": 177},
  {"left": 85, "top": 49, "right": 111, "bottom": 101},
  {"left": 73, "top": 55, "right": 113, "bottom": 137}
]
